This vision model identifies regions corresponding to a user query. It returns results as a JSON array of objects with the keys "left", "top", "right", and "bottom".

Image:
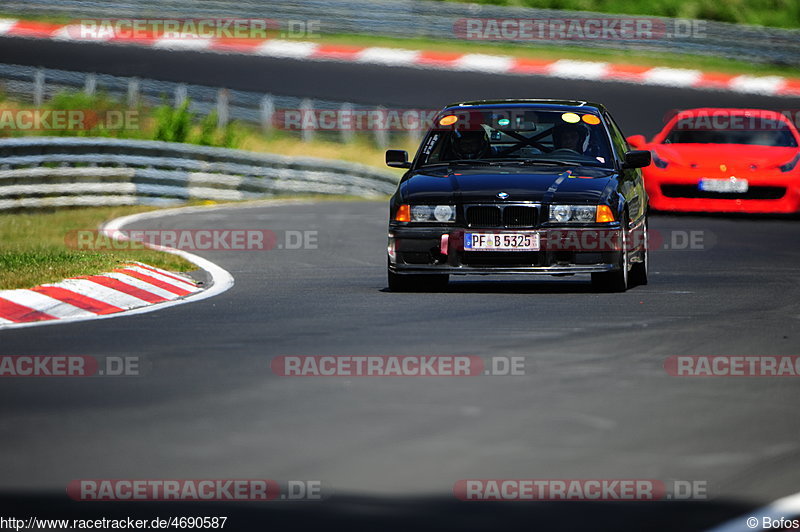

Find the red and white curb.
[
  {"left": 0, "top": 262, "right": 200, "bottom": 326},
  {"left": 1, "top": 18, "right": 799, "bottom": 97},
  {"left": 0, "top": 206, "right": 236, "bottom": 330}
]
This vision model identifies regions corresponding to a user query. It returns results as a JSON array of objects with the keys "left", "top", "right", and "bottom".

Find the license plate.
[
  {"left": 464, "top": 233, "right": 540, "bottom": 251},
  {"left": 698, "top": 178, "right": 749, "bottom": 193}
]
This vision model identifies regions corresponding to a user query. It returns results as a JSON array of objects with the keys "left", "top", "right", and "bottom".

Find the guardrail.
[
  {"left": 0, "top": 137, "right": 399, "bottom": 210},
  {"left": 3, "top": 0, "right": 800, "bottom": 66}
]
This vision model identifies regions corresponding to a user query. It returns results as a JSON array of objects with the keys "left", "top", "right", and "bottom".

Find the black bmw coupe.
[{"left": 386, "top": 99, "right": 651, "bottom": 292}]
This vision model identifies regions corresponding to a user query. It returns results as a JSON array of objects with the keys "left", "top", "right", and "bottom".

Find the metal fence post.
[
  {"left": 33, "top": 69, "right": 45, "bottom": 107},
  {"left": 374, "top": 106, "right": 389, "bottom": 150},
  {"left": 407, "top": 109, "right": 424, "bottom": 146},
  {"left": 300, "top": 98, "right": 314, "bottom": 143},
  {"left": 217, "top": 88, "right": 230, "bottom": 128},
  {"left": 84, "top": 73, "right": 97, "bottom": 97},
  {"left": 127, "top": 78, "right": 140, "bottom": 108},
  {"left": 174, "top": 84, "right": 187, "bottom": 108},
  {"left": 260, "top": 94, "right": 275, "bottom": 134},
  {"left": 339, "top": 103, "right": 354, "bottom": 144}
]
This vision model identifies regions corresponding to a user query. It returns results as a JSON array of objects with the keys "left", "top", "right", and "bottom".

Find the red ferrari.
[{"left": 627, "top": 108, "right": 800, "bottom": 213}]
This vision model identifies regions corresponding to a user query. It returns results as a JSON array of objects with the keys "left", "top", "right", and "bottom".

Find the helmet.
[
  {"left": 552, "top": 122, "right": 591, "bottom": 153},
  {"left": 450, "top": 128, "right": 490, "bottom": 159}
]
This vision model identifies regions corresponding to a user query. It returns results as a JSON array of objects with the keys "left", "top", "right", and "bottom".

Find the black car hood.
[{"left": 399, "top": 166, "right": 617, "bottom": 204}]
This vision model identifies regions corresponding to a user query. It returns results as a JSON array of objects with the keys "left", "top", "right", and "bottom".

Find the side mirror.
[
  {"left": 626, "top": 135, "right": 646, "bottom": 149},
  {"left": 622, "top": 150, "right": 651, "bottom": 169},
  {"left": 386, "top": 150, "right": 411, "bottom": 169}
]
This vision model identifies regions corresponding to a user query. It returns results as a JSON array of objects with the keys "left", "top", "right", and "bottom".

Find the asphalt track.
[{"left": 1, "top": 37, "right": 800, "bottom": 531}]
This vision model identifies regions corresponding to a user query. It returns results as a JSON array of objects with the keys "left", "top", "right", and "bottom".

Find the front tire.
[
  {"left": 629, "top": 218, "right": 648, "bottom": 286},
  {"left": 592, "top": 215, "right": 630, "bottom": 292}
]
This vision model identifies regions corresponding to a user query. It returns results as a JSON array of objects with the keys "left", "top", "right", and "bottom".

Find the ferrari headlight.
[
  {"left": 409, "top": 205, "right": 456, "bottom": 223},
  {"left": 652, "top": 152, "right": 669, "bottom": 169},
  {"left": 779, "top": 153, "right": 800, "bottom": 173},
  {"left": 549, "top": 205, "right": 597, "bottom": 223}
]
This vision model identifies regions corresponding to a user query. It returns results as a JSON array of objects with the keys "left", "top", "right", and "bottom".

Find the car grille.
[
  {"left": 466, "top": 206, "right": 502, "bottom": 227},
  {"left": 503, "top": 206, "right": 537, "bottom": 227},
  {"left": 661, "top": 185, "right": 786, "bottom": 200},
  {"left": 465, "top": 205, "right": 538, "bottom": 228}
]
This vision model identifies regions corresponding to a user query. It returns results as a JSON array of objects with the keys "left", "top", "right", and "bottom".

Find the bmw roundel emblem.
[{"left": 497, "top": 192, "right": 510, "bottom": 199}]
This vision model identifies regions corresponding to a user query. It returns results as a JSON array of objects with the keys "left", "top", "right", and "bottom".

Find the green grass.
[
  {"left": 0, "top": 12, "right": 74, "bottom": 24},
  {"left": 2, "top": 0, "right": 800, "bottom": 28},
  {"left": 429, "top": 0, "right": 800, "bottom": 29},
  {"left": 3, "top": 0, "right": 799, "bottom": 28},
  {"left": 0, "top": 206, "right": 195, "bottom": 289},
  {"left": 240, "top": 131, "right": 413, "bottom": 172}
]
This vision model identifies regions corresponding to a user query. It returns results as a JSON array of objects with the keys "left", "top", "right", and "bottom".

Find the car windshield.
[
  {"left": 418, "top": 107, "right": 616, "bottom": 169},
  {"left": 664, "top": 118, "right": 798, "bottom": 147}
]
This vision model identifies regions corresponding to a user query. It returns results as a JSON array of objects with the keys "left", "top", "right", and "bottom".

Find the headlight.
[
  {"left": 779, "top": 153, "right": 800, "bottom": 172},
  {"left": 652, "top": 152, "right": 669, "bottom": 169},
  {"left": 549, "top": 205, "right": 596, "bottom": 223},
  {"left": 404, "top": 204, "right": 456, "bottom": 223}
]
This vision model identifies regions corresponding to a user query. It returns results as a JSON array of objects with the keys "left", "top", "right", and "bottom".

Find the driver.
[
  {"left": 450, "top": 128, "right": 490, "bottom": 160},
  {"left": 552, "top": 123, "right": 591, "bottom": 153}
]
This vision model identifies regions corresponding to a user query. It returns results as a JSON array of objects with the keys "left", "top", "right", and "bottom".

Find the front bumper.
[
  {"left": 388, "top": 226, "right": 624, "bottom": 276},
  {"left": 644, "top": 173, "right": 800, "bottom": 214}
]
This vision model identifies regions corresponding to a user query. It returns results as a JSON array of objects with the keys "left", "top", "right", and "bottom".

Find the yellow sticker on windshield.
[
  {"left": 582, "top": 114, "right": 600, "bottom": 125},
  {"left": 439, "top": 115, "right": 458, "bottom": 126},
  {"left": 561, "top": 112, "right": 580, "bottom": 123}
]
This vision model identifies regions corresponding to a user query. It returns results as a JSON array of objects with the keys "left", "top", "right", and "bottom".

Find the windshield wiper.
[
  {"left": 420, "top": 158, "right": 605, "bottom": 169},
  {"left": 460, "top": 157, "right": 578, "bottom": 166},
  {"left": 513, "top": 158, "right": 610, "bottom": 168},
  {"left": 419, "top": 160, "right": 500, "bottom": 169},
  {"left": 446, "top": 159, "right": 499, "bottom": 165},
  {"left": 517, "top": 158, "right": 584, "bottom": 166}
]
